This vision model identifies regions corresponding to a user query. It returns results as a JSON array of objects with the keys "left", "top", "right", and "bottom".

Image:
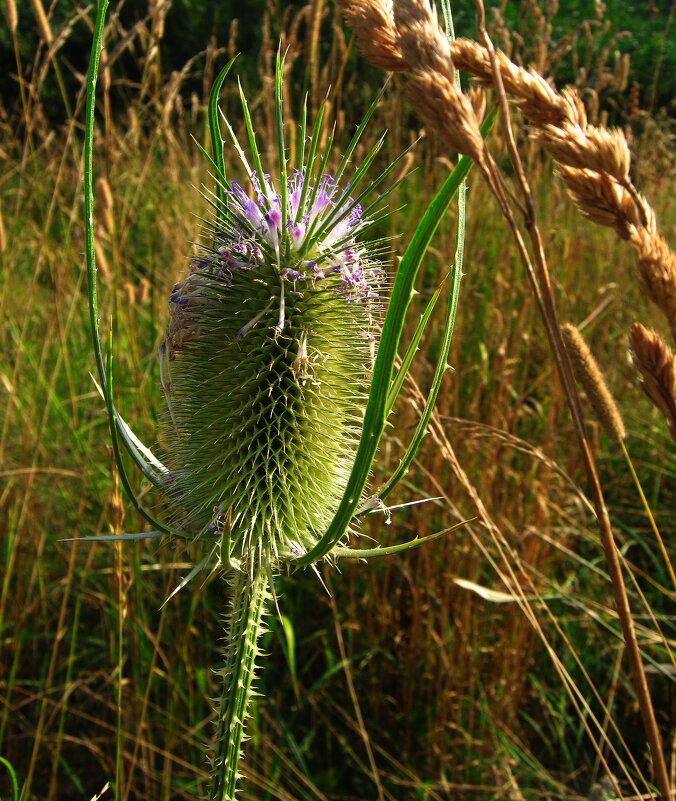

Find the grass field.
[{"left": 0, "top": 1, "right": 674, "bottom": 799}]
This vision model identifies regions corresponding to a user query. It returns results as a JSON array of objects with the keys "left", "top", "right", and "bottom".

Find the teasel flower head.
[{"left": 160, "top": 107, "right": 386, "bottom": 572}]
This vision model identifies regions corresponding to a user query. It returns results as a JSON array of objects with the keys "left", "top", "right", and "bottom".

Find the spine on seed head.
[{"left": 161, "top": 167, "right": 384, "bottom": 569}]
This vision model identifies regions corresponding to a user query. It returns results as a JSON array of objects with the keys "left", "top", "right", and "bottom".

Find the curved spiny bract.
[{"left": 161, "top": 170, "right": 384, "bottom": 570}]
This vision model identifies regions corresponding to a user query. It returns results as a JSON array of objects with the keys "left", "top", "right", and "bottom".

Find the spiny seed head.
[{"left": 161, "top": 165, "right": 384, "bottom": 569}]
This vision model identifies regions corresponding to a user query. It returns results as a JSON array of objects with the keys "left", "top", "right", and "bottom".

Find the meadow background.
[{"left": 0, "top": 0, "right": 674, "bottom": 799}]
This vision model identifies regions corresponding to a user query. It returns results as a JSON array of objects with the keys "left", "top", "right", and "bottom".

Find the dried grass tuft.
[
  {"left": 336, "top": 0, "right": 407, "bottom": 72},
  {"left": 555, "top": 165, "right": 647, "bottom": 240},
  {"left": 393, "top": 0, "right": 453, "bottom": 75},
  {"left": 29, "top": 0, "right": 52, "bottom": 46},
  {"left": 540, "top": 122, "right": 631, "bottom": 183},
  {"left": 3, "top": 0, "right": 17, "bottom": 34},
  {"left": 629, "top": 323, "right": 676, "bottom": 443},
  {"left": 406, "top": 70, "right": 485, "bottom": 163},
  {"left": 628, "top": 227, "right": 676, "bottom": 342},
  {"left": 561, "top": 323, "right": 626, "bottom": 442}
]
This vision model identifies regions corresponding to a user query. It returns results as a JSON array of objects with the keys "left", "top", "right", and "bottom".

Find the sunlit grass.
[{"left": 0, "top": 1, "right": 674, "bottom": 799}]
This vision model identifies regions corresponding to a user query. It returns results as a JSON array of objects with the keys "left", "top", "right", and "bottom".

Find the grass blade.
[
  {"left": 376, "top": 108, "right": 496, "bottom": 504},
  {"left": 208, "top": 57, "right": 237, "bottom": 210},
  {"left": 294, "top": 135, "right": 475, "bottom": 566}
]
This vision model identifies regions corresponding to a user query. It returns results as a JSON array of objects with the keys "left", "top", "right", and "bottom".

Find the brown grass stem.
[
  {"left": 471, "top": 5, "right": 671, "bottom": 797},
  {"left": 337, "top": 0, "right": 673, "bottom": 789},
  {"left": 327, "top": 586, "right": 386, "bottom": 801},
  {"left": 403, "top": 374, "right": 653, "bottom": 800}
]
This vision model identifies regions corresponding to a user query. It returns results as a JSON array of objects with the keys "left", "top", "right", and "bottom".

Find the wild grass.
[{"left": 0, "top": 1, "right": 674, "bottom": 799}]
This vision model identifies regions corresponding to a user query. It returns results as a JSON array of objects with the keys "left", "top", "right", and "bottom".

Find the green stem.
[
  {"left": 209, "top": 567, "right": 269, "bottom": 801},
  {"left": 620, "top": 439, "right": 676, "bottom": 591}
]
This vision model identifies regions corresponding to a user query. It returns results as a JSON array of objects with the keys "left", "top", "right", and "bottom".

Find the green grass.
[{"left": 0, "top": 4, "right": 674, "bottom": 799}]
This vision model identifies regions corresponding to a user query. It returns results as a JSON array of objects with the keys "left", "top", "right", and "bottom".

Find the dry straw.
[
  {"left": 339, "top": 0, "right": 676, "bottom": 437},
  {"left": 29, "top": 0, "right": 52, "bottom": 46},
  {"left": 96, "top": 177, "right": 115, "bottom": 237},
  {"left": 629, "top": 323, "right": 676, "bottom": 443},
  {"left": 3, "top": 0, "right": 17, "bottom": 33},
  {"left": 561, "top": 324, "right": 625, "bottom": 442},
  {"left": 0, "top": 202, "right": 6, "bottom": 254},
  {"left": 338, "top": 2, "right": 673, "bottom": 798}
]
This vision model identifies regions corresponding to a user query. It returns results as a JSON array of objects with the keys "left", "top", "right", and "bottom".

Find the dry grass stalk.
[
  {"left": 629, "top": 324, "right": 676, "bottom": 443},
  {"left": 3, "top": 0, "right": 17, "bottom": 33},
  {"left": 99, "top": 44, "right": 111, "bottom": 95},
  {"left": 29, "top": 0, "right": 52, "bottom": 45},
  {"left": 561, "top": 324, "right": 626, "bottom": 442},
  {"left": 338, "top": 3, "right": 673, "bottom": 796},
  {"left": 94, "top": 239, "right": 111, "bottom": 282},
  {"left": 0, "top": 202, "right": 6, "bottom": 254},
  {"left": 339, "top": 0, "right": 676, "bottom": 349},
  {"left": 96, "top": 177, "right": 115, "bottom": 236}
]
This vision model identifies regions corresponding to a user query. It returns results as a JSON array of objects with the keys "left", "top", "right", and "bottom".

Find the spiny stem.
[{"left": 210, "top": 566, "right": 269, "bottom": 801}]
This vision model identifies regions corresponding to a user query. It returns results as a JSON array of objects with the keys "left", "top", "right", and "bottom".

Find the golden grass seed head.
[
  {"left": 29, "top": 0, "right": 52, "bottom": 45},
  {"left": 3, "top": 0, "right": 17, "bottom": 34},
  {"left": 337, "top": 0, "right": 408, "bottom": 72},
  {"left": 562, "top": 324, "right": 626, "bottom": 442},
  {"left": 629, "top": 323, "right": 676, "bottom": 443}
]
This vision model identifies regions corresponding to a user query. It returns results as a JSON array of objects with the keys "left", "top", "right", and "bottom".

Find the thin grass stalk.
[
  {"left": 112, "top": 468, "right": 125, "bottom": 801},
  {"left": 4, "top": 0, "right": 33, "bottom": 155},
  {"left": 308, "top": 0, "right": 325, "bottom": 111},
  {"left": 0, "top": 758, "right": 18, "bottom": 801},
  {"left": 470, "top": 3, "right": 671, "bottom": 796},
  {"left": 340, "top": 0, "right": 673, "bottom": 791},
  {"left": 619, "top": 440, "right": 676, "bottom": 592},
  {"left": 327, "top": 586, "right": 385, "bottom": 801},
  {"left": 406, "top": 377, "right": 656, "bottom": 799},
  {"left": 375, "top": 111, "right": 496, "bottom": 505},
  {"left": 84, "top": 3, "right": 185, "bottom": 539},
  {"left": 562, "top": 323, "right": 675, "bottom": 591}
]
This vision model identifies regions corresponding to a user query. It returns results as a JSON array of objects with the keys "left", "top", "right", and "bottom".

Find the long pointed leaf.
[
  {"left": 332, "top": 79, "right": 389, "bottom": 186},
  {"left": 160, "top": 545, "right": 219, "bottom": 609},
  {"left": 293, "top": 101, "right": 326, "bottom": 225},
  {"left": 294, "top": 142, "right": 475, "bottom": 567},
  {"left": 275, "top": 49, "right": 288, "bottom": 233},
  {"left": 238, "top": 81, "right": 270, "bottom": 202},
  {"left": 91, "top": 373, "right": 168, "bottom": 486},
  {"left": 84, "top": 1, "right": 181, "bottom": 539},
  {"left": 375, "top": 108, "right": 496, "bottom": 505},
  {"left": 60, "top": 531, "right": 167, "bottom": 543},
  {"left": 208, "top": 57, "right": 237, "bottom": 210},
  {"left": 386, "top": 284, "right": 443, "bottom": 414},
  {"left": 334, "top": 520, "right": 472, "bottom": 559},
  {"left": 295, "top": 93, "right": 308, "bottom": 172}
]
